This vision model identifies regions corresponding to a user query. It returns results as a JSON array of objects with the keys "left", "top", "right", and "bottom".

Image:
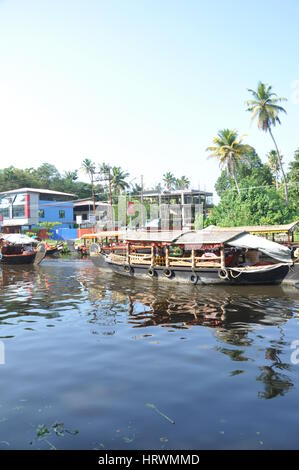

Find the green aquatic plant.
[{"left": 146, "top": 403, "right": 175, "bottom": 424}]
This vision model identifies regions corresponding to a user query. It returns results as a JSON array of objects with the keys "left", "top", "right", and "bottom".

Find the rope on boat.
[{"left": 229, "top": 268, "right": 243, "bottom": 279}]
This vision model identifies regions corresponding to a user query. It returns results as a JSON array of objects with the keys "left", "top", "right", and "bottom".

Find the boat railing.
[
  {"left": 109, "top": 253, "right": 127, "bottom": 264},
  {"left": 129, "top": 253, "right": 152, "bottom": 265},
  {"left": 168, "top": 255, "right": 221, "bottom": 268},
  {"left": 108, "top": 251, "right": 222, "bottom": 268}
]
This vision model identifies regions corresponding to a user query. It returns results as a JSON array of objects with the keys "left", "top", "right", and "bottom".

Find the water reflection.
[
  {"left": 1, "top": 259, "right": 299, "bottom": 450},
  {"left": 85, "top": 273, "right": 299, "bottom": 402}
]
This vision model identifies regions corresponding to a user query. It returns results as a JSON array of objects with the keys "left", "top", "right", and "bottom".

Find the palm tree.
[
  {"left": 266, "top": 150, "right": 281, "bottom": 190},
  {"left": 154, "top": 182, "right": 163, "bottom": 193},
  {"left": 163, "top": 172, "right": 175, "bottom": 190},
  {"left": 206, "top": 129, "right": 253, "bottom": 195},
  {"left": 81, "top": 158, "right": 96, "bottom": 212},
  {"left": 175, "top": 176, "right": 190, "bottom": 190},
  {"left": 64, "top": 170, "right": 78, "bottom": 181},
  {"left": 131, "top": 183, "right": 142, "bottom": 195},
  {"left": 99, "top": 162, "right": 113, "bottom": 206},
  {"left": 246, "top": 81, "right": 288, "bottom": 204},
  {"left": 111, "top": 167, "right": 129, "bottom": 195}
]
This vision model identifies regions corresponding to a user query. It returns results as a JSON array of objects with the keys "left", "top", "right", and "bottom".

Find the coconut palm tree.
[
  {"left": 266, "top": 150, "right": 281, "bottom": 190},
  {"left": 64, "top": 170, "right": 78, "bottom": 181},
  {"left": 175, "top": 176, "right": 190, "bottom": 190},
  {"left": 131, "top": 183, "right": 142, "bottom": 195},
  {"left": 163, "top": 172, "right": 175, "bottom": 190},
  {"left": 206, "top": 129, "right": 253, "bottom": 195},
  {"left": 81, "top": 158, "right": 96, "bottom": 212},
  {"left": 99, "top": 162, "right": 115, "bottom": 206},
  {"left": 154, "top": 182, "right": 163, "bottom": 193},
  {"left": 246, "top": 81, "right": 288, "bottom": 204},
  {"left": 111, "top": 167, "right": 129, "bottom": 195}
]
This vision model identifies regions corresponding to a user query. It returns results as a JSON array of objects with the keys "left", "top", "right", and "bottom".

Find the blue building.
[{"left": 0, "top": 188, "right": 75, "bottom": 233}]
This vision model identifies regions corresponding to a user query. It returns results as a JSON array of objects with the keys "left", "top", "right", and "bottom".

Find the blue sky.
[{"left": 0, "top": 0, "right": 298, "bottom": 194}]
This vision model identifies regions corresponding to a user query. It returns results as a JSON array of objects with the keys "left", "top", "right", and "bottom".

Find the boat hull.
[
  {"left": 97, "top": 256, "right": 290, "bottom": 285},
  {"left": 90, "top": 254, "right": 112, "bottom": 270},
  {"left": 0, "top": 252, "right": 36, "bottom": 265}
]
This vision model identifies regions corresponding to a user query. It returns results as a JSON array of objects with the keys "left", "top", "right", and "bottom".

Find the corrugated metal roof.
[
  {"left": 73, "top": 200, "right": 110, "bottom": 207},
  {"left": 0, "top": 187, "right": 75, "bottom": 197}
]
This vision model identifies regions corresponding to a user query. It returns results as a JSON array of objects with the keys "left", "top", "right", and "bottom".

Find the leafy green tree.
[
  {"left": 266, "top": 150, "right": 281, "bottom": 189},
  {"left": 39, "top": 221, "right": 62, "bottom": 239},
  {"left": 64, "top": 170, "right": 78, "bottom": 181},
  {"left": 246, "top": 81, "right": 288, "bottom": 204},
  {"left": 208, "top": 150, "right": 297, "bottom": 227},
  {"left": 207, "top": 129, "right": 253, "bottom": 195},
  {"left": 214, "top": 149, "right": 271, "bottom": 196},
  {"left": 287, "top": 149, "right": 299, "bottom": 215}
]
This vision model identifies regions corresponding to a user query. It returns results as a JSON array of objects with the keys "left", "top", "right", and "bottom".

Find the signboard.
[
  {"left": 127, "top": 201, "right": 135, "bottom": 216},
  {"left": 89, "top": 214, "right": 96, "bottom": 224},
  {"left": 76, "top": 215, "right": 82, "bottom": 225}
]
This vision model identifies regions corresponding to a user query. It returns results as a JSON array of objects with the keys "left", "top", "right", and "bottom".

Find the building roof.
[
  {"left": 0, "top": 187, "right": 75, "bottom": 197},
  {"left": 143, "top": 189, "right": 213, "bottom": 197},
  {"left": 73, "top": 199, "right": 110, "bottom": 207},
  {"left": 205, "top": 222, "right": 298, "bottom": 234}
]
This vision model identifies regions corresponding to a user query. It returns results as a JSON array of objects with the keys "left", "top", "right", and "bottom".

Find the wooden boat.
[
  {"left": 90, "top": 229, "right": 293, "bottom": 285},
  {"left": 45, "top": 241, "right": 64, "bottom": 256},
  {"left": 76, "top": 230, "right": 124, "bottom": 257},
  {"left": 0, "top": 234, "right": 46, "bottom": 265},
  {"left": 205, "top": 222, "right": 298, "bottom": 249}
]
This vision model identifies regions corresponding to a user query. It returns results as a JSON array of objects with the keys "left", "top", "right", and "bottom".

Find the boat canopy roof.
[
  {"left": 0, "top": 234, "right": 38, "bottom": 245},
  {"left": 123, "top": 229, "right": 293, "bottom": 262},
  {"left": 228, "top": 233, "right": 292, "bottom": 263},
  {"left": 80, "top": 230, "right": 123, "bottom": 240},
  {"left": 205, "top": 222, "right": 298, "bottom": 234},
  {"left": 123, "top": 230, "right": 244, "bottom": 245}
]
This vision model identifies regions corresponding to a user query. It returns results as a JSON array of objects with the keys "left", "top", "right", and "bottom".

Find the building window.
[
  {"left": 12, "top": 205, "right": 25, "bottom": 218},
  {"left": 59, "top": 210, "right": 65, "bottom": 219},
  {"left": 0, "top": 197, "right": 9, "bottom": 219},
  {"left": 39, "top": 209, "right": 45, "bottom": 218}
]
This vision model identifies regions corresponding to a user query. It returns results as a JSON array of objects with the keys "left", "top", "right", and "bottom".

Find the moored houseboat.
[
  {"left": 0, "top": 234, "right": 46, "bottom": 265},
  {"left": 90, "top": 229, "right": 293, "bottom": 285}
]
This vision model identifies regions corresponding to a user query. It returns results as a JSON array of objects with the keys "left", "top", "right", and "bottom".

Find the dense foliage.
[
  {"left": 207, "top": 148, "right": 299, "bottom": 227},
  {"left": 0, "top": 163, "right": 94, "bottom": 199}
]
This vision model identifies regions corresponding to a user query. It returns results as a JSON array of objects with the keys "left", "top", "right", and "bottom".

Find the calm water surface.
[{"left": 0, "top": 258, "right": 299, "bottom": 450}]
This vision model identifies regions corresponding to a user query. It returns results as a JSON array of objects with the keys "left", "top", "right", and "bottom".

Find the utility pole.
[
  {"left": 140, "top": 174, "right": 144, "bottom": 227},
  {"left": 140, "top": 174, "right": 144, "bottom": 205}
]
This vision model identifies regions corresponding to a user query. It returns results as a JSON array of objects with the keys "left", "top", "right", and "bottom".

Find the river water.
[{"left": 0, "top": 258, "right": 299, "bottom": 450}]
